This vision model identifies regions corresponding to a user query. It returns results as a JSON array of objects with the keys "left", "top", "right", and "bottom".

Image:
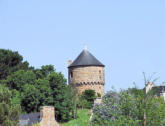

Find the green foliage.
[
  {"left": 0, "top": 85, "right": 11, "bottom": 104},
  {"left": 32, "top": 123, "right": 40, "bottom": 126},
  {"left": 77, "top": 99, "right": 89, "bottom": 109},
  {"left": 34, "top": 78, "right": 53, "bottom": 106},
  {"left": 0, "top": 49, "right": 77, "bottom": 123},
  {"left": 11, "top": 89, "right": 21, "bottom": 106},
  {"left": 3, "top": 70, "right": 36, "bottom": 91},
  {"left": 62, "top": 109, "right": 91, "bottom": 126},
  {"left": 0, "top": 63, "right": 74, "bottom": 122},
  {"left": 34, "top": 65, "right": 54, "bottom": 79},
  {"left": 1, "top": 48, "right": 165, "bottom": 126},
  {"left": 1, "top": 63, "right": 75, "bottom": 122},
  {"left": 40, "top": 65, "right": 54, "bottom": 77},
  {"left": 66, "top": 85, "right": 79, "bottom": 119},
  {"left": 97, "top": 93, "right": 101, "bottom": 98},
  {"left": 0, "top": 49, "right": 95, "bottom": 123},
  {"left": 79, "top": 89, "right": 96, "bottom": 109},
  {"left": 130, "top": 87, "right": 165, "bottom": 126},
  {"left": 21, "top": 84, "right": 40, "bottom": 113},
  {"left": 91, "top": 88, "right": 165, "bottom": 126},
  {"left": 0, "top": 85, "right": 21, "bottom": 126},
  {"left": 21, "top": 78, "right": 53, "bottom": 113},
  {"left": 0, "top": 49, "right": 30, "bottom": 80},
  {"left": 48, "top": 72, "right": 73, "bottom": 122}
]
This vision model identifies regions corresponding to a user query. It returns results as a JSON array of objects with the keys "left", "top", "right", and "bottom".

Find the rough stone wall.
[
  {"left": 74, "top": 83, "right": 104, "bottom": 96},
  {"left": 40, "top": 106, "right": 58, "bottom": 126},
  {"left": 68, "top": 66, "right": 105, "bottom": 96}
]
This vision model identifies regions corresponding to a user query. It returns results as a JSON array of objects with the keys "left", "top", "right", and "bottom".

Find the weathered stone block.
[{"left": 40, "top": 106, "right": 58, "bottom": 126}]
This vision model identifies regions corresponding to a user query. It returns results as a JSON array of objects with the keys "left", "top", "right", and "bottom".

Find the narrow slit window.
[{"left": 70, "top": 71, "right": 73, "bottom": 78}]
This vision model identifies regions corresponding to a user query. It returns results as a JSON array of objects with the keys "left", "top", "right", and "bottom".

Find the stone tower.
[{"left": 68, "top": 47, "right": 105, "bottom": 96}]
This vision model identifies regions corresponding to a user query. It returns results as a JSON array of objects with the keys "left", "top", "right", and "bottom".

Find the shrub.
[
  {"left": 32, "top": 123, "right": 40, "bottom": 126},
  {"left": 79, "top": 89, "right": 96, "bottom": 109},
  {"left": 0, "top": 85, "right": 21, "bottom": 126},
  {"left": 91, "top": 88, "right": 165, "bottom": 126}
]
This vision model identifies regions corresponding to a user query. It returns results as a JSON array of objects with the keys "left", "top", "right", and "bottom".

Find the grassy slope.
[{"left": 62, "top": 109, "right": 91, "bottom": 126}]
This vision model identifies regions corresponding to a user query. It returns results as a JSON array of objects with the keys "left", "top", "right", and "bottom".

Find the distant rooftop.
[
  {"left": 20, "top": 112, "right": 40, "bottom": 126},
  {"left": 68, "top": 48, "right": 105, "bottom": 68}
]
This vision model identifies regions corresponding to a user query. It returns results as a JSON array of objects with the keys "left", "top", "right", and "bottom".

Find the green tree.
[
  {"left": 0, "top": 85, "right": 21, "bottom": 126},
  {"left": 34, "top": 78, "right": 54, "bottom": 106},
  {"left": 3, "top": 70, "right": 36, "bottom": 91},
  {"left": 80, "top": 89, "right": 96, "bottom": 109},
  {"left": 34, "top": 65, "right": 54, "bottom": 79},
  {"left": 48, "top": 72, "right": 73, "bottom": 122},
  {"left": 21, "top": 78, "right": 54, "bottom": 113},
  {"left": 77, "top": 99, "right": 89, "bottom": 109},
  {"left": 21, "top": 84, "right": 40, "bottom": 113},
  {"left": 91, "top": 88, "right": 165, "bottom": 126},
  {"left": 0, "top": 49, "right": 30, "bottom": 80},
  {"left": 40, "top": 65, "right": 54, "bottom": 77},
  {"left": 11, "top": 89, "right": 21, "bottom": 106},
  {"left": 66, "top": 85, "right": 79, "bottom": 119},
  {"left": 130, "top": 87, "right": 165, "bottom": 126}
]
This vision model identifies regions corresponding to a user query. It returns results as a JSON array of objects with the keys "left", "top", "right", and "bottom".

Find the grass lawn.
[{"left": 61, "top": 109, "right": 91, "bottom": 126}]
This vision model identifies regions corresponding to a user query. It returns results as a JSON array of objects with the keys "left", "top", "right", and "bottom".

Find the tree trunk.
[{"left": 144, "top": 113, "right": 146, "bottom": 126}]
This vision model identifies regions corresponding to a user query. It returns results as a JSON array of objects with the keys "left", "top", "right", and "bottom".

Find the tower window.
[
  {"left": 70, "top": 71, "right": 73, "bottom": 78},
  {"left": 99, "top": 70, "right": 101, "bottom": 73}
]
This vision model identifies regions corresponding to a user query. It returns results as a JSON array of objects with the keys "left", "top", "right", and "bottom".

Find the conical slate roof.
[{"left": 68, "top": 48, "right": 105, "bottom": 68}]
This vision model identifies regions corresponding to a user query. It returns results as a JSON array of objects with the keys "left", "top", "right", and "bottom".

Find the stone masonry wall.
[
  {"left": 75, "top": 83, "right": 104, "bottom": 96},
  {"left": 68, "top": 66, "right": 105, "bottom": 96},
  {"left": 40, "top": 106, "right": 58, "bottom": 126}
]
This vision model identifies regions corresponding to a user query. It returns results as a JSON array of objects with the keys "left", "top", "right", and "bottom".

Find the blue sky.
[{"left": 0, "top": 0, "right": 165, "bottom": 92}]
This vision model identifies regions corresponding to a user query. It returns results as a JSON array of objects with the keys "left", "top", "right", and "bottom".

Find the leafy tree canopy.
[
  {"left": 91, "top": 88, "right": 165, "bottom": 126},
  {"left": 0, "top": 85, "right": 21, "bottom": 126},
  {"left": 3, "top": 70, "right": 36, "bottom": 91},
  {"left": 0, "top": 49, "right": 31, "bottom": 80},
  {"left": 21, "top": 84, "right": 40, "bottom": 113},
  {"left": 0, "top": 49, "right": 79, "bottom": 123},
  {"left": 79, "top": 89, "right": 96, "bottom": 109},
  {"left": 34, "top": 65, "right": 54, "bottom": 79},
  {"left": 48, "top": 72, "right": 74, "bottom": 122}
]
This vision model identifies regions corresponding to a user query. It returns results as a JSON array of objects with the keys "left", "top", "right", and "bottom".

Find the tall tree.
[
  {"left": 21, "top": 84, "right": 40, "bottom": 113},
  {"left": 0, "top": 85, "right": 21, "bottom": 126},
  {"left": 34, "top": 78, "right": 54, "bottom": 106},
  {"left": 48, "top": 72, "right": 73, "bottom": 122},
  {"left": 66, "top": 85, "right": 78, "bottom": 119},
  {"left": 34, "top": 65, "right": 54, "bottom": 79},
  {"left": 3, "top": 70, "right": 36, "bottom": 91},
  {"left": 0, "top": 49, "right": 30, "bottom": 80},
  {"left": 21, "top": 78, "right": 53, "bottom": 113}
]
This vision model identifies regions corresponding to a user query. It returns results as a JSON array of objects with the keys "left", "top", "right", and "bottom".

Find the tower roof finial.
[{"left": 84, "top": 44, "right": 87, "bottom": 50}]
